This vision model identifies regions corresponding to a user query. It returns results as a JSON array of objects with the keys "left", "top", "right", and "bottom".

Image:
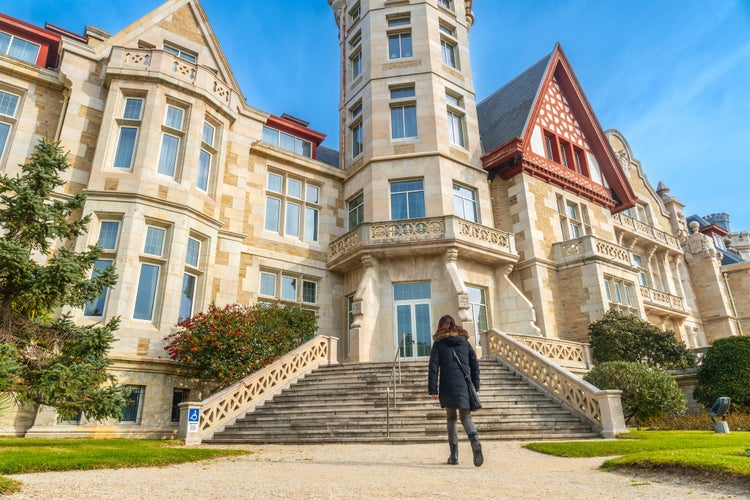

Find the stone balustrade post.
[
  {"left": 595, "top": 390, "right": 627, "bottom": 438},
  {"left": 179, "top": 402, "right": 203, "bottom": 446},
  {"left": 327, "top": 336, "right": 339, "bottom": 365}
]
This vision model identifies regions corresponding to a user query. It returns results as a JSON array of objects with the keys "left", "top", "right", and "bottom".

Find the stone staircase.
[{"left": 205, "top": 359, "right": 599, "bottom": 444}]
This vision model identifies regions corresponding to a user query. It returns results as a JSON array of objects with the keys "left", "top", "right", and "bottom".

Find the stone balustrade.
[
  {"left": 329, "top": 216, "right": 515, "bottom": 262},
  {"left": 481, "top": 329, "right": 627, "bottom": 438},
  {"left": 509, "top": 333, "right": 594, "bottom": 372},
  {"left": 612, "top": 212, "right": 681, "bottom": 250},
  {"left": 639, "top": 285, "right": 685, "bottom": 311},
  {"left": 180, "top": 335, "right": 338, "bottom": 445},
  {"left": 108, "top": 47, "right": 234, "bottom": 107},
  {"left": 553, "top": 235, "right": 632, "bottom": 267}
]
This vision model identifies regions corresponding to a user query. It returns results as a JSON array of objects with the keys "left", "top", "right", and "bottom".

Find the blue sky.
[{"left": 6, "top": 1, "right": 750, "bottom": 231}]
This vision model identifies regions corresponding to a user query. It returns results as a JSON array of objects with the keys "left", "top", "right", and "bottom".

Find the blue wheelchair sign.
[{"left": 188, "top": 408, "right": 200, "bottom": 423}]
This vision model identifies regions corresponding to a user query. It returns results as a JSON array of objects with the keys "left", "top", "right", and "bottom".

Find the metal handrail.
[{"left": 386, "top": 333, "right": 406, "bottom": 438}]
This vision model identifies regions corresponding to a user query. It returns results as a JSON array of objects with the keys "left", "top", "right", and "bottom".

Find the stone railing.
[
  {"left": 612, "top": 213, "right": 681, "bottom": 250},
  {"left": 509, "top": 334, "right": 593, "bottom": 372},
  {"left": 481, "top": 329, "right": 626, "bottom": 438},
  {"left": 329, "top": 216, "right": 515, "bottom": 261},
  {"left": 108, "top": 47, "right": 233, "bottom": 106},
  {"left": 553, "top": 235, "right": 632, "bottom": 268},
  {"left": 639, "top": 286, "right": 685, "bottom": 312},
  {"left": 179, "top": 335, "right": 338, "bottom": 445}
]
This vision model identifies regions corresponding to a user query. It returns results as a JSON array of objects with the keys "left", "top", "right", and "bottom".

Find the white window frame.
[
  {"left": 453, "top": 183, "right": 478, "bottom": 222},
  {"left": 157, "top": 104, "right": 186, "bottom": 178},
  {"left": 264, "top": 171, "right": 320, "bottom": 242},
  {"left": 0, "top": 31, "right": 40, "bottom": 64},
  {"left": 390, "top": 179, "right": 425, "bottom": 220},
  {"left": 113, "top": 97, "right": 143, "bottom": 169},
  {"left": 348, "top": 192, "right": 364, "bottom": 230}
]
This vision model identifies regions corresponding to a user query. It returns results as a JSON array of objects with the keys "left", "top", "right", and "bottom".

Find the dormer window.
[
  {"left": 163, "top": 44, "right": 196, "bottom": 63},
  {"left": 0, "top": 31, "right": 40, "bottom": 64},
  {"left": 262, "top": 126, "right": 312, "bottom": 158}
]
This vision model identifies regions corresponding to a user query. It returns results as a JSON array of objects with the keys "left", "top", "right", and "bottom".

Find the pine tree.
[{"left": 0, "top": 139, "right": 127, "bottom": 421}]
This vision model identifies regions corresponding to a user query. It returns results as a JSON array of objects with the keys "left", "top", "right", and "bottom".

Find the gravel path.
[{"left": 7, "top": 440, "right": 748, "bottom": 499}]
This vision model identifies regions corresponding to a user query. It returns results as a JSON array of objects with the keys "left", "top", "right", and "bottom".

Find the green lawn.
[
  {"left": 524, "top": 430, "right": 750, "bottom": 485},
  {"left": 0, "top": 438, "right": 249, "bottom": 494}
]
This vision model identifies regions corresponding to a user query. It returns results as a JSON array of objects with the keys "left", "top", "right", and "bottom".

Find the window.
[
  {"left": 390, "top": 86, "right": 417, "bottom": 139},
  {"left": 543, "top": 132, "right": 559, "bottom": 162},
  {"left": 446, "top": 93, "right": 465, "bottom": 147},
  {"left": 134, "top": 224, "right": 168, "bottom": 321},
  {"left": 197, "top": 121, "right": 217, "bottom": 192},
  {"left": 632, "top": 253, "right": 649, "bottom": 287},
  {"left": 178, "top": 236, "right": 203, "bottom": 322},
  {"left": 573, "top": 147, "right": 587, "bottom": 175},
  {"left": 349, "top": 3, "right": 361, "bottom": 23},
  {"left": 348, "top": 192, "right": 364, "bottom": 229},
  {"left": 0, "top": 90, "right": 19, "bottom": 161},
  {"left": 453, "top": 183, "right": 478, "bottom": 222},
  {"left": 170, "top": 388, "right": 188, "bottom": 423},
  {"left": 441, "top": 39, "right": 457, "bottom": 68},
  {"left": 394, "top": 282, "right": 432, "bottom": 358},
  {"left": 260, "top": 269, "right": 318, "bottom": 306},
  {"left": 261, "top": 126, "right": 312, "bottom": 157},
  {"left": 157, "top": 105, "right": 186, "bottom": 178},
  {"left": 113, "top": 97, "right": 143, "bottom": 169},
  {"left": 120, "top": 386, "right": 145, "bottom": 424},
  {"left": 467, "top": 285, "right": 488, "bottom": 345},
  {"left": 260, "top": 272, "right": 277, "bottom": 297},
  {"left": 0, "top": 31, "right": 40, "bottom": 64},
  {"left": 390, "top": 179, "right": 425, "bottom": 220},
  {"left": 556, "top": 195, "right": 590, "bottom": 240},
  {"left": 437, "top": 0, "right": 454, "bottom": 10},
  {"left": 84, "top": 220, "right": 120, "bottom": 317},
  {"left": 604, "top": 275, "right": 638, "bottom": 315},
  {"left": 302, "top": 281, "right": 317, "bottom": 304},
  {"left": 163, "top": 44, "right": 196, "bottom": 63},
  {"left": 624, "top": 201, "right": 650, "bottom": 224},
  {"left": 264, "top": 172, "right": 320, "bottom": 242},
  {"left": 388, "top": 16, "right": 412, "bottom": 59},
  {"left": 560, "top": 140, "right": 571, "bottom": 169},
  {"left": 351, "top": 121, "right": 363, "bottom": 158},
  {"left": 347, "top": 295, "right": 355, "bottom": 329},
  {"left": 350, "top": 50, "right": 362, "bottom": 80}
]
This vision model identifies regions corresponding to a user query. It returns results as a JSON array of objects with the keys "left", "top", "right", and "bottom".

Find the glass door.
[{"left": 394, "top": 283, "right": 432, "bottom": 360}]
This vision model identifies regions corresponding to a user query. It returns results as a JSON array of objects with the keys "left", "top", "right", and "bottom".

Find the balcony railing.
[
  {"left": 553, "top": 235, "right": 632, "bottom": 268},
  {"left": 107, "top": 47, "right": 236, "bottom": 109},
  {"left": 329, "top": 216, "right": 516, "bottom": 265},
  {"left": 612, "top": 213, "right": 681, "bottom": 250},
  {"left": 639, "top": 285, "right": 685, "bottom": 312}
]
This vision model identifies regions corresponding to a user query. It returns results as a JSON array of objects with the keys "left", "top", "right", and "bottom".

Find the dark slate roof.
[
  {"left": 316, "top": 145, "right": 340, "bottom": 169},
  {"left": 477, "top": 52, "right": 552, "bottom": 155}
]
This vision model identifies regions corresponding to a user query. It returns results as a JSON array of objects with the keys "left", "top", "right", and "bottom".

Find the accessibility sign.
[{"left": 188, "top": 408, "right": 200, "bottom": 423}]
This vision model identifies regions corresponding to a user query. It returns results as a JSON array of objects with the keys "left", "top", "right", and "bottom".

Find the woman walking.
[{"left": 428, "top": 314, "right": 483, "bottom": 466}]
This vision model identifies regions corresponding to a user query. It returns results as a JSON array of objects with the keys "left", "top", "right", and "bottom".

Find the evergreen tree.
[{"left": 0, "top": 139, "right": 127, "bottom": 420}]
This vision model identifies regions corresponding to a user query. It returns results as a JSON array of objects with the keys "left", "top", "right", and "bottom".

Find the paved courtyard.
[{"left": 7, "top": 440, "right": 747, "bottom": 499}]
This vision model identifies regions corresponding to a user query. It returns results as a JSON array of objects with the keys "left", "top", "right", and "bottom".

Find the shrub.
[
  {"left": 642, "top": 411, "right": 750, "bottom": 431},
  {"left": 584, "top": 360, "right": 687, "bottom": 425},
  {"left": 164, "top": 302, "right": 317, "bottom": 388},
  {"left": 693, "top": 336, "right": 750, "bottom": 412},
  {"left": 588, "top": 309, "right": 696, "bottom": 370}
]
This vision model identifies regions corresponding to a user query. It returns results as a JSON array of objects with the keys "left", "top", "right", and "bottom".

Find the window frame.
[
  {"left": 390, "top": 179, "right": 426, "bottom": 220},
  {"left": 453, "top": 183, "right": 478, "bottom": 223},
  {"left": 0, "top": 31, "right": 40, "bottom": 64},
  {"left": 348, "top": 192, "right": 365, "bottom": 230},
  {"left": 264, "top": 171, "right": 320, "bottom": 242}
]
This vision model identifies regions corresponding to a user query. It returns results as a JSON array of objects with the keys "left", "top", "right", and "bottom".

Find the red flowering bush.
[{"left": 164, "top": 303, "right": 316, "bottom": 387}]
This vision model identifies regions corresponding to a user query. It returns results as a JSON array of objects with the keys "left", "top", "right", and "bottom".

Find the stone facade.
[{"left": 0, "top": 0, "right": 747, "bottom": 437}]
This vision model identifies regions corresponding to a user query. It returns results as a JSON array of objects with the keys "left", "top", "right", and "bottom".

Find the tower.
[{"left": 328, "top": 0, "right": 534, "bottom": 362}]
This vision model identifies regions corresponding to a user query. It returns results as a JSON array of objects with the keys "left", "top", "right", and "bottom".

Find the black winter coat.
[{"left": 427, "top": 334, "right": 480, "bottom": 409}]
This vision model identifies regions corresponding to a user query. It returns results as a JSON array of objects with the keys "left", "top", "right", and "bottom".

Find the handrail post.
[{"left": 385, "top": 332, "right": 406, "bottom": 438}]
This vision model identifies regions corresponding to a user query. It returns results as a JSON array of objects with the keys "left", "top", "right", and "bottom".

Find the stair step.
[{"left": 205, "top": 360, "right": 599, "bottom": 444}]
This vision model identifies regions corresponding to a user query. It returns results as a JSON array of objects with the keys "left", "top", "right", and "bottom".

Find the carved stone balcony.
[
  {"left": 612, "top": 213, "right": 681, "bottom": 251},
  {"left": 639, "top": 285, "right": 687, "bottom": 316},
  {"left": 105, "top": 47, "right": 240, "bottom": 118},
  {"left": 553, "top": 235, "right": 633, "bottom": 269},
  {"left": 328, "top": 216, "right": 517, "bottom": 271}
]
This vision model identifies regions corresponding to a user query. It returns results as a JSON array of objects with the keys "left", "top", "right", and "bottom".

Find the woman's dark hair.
[{"left": 436, "top": 314, "right": 469, "bottom": 338}]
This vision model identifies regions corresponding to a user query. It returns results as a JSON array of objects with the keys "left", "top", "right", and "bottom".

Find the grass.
[
  {"left": 524, "top": 430, "right": 750, "bottom": 489},
  {"left": 0, "top": 438, "right": 249, "bottom": 494}
]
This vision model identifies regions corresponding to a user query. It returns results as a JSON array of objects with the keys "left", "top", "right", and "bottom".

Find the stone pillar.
[
  {"left": 595, "top": 390, "right": 627, "bottom": 438},
  {"left": 179, "top": 402, "right": 203, "bottom": 446}
]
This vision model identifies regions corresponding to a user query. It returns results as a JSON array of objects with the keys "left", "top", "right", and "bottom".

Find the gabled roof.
[
  {"left": 479, "top": 43, "right": 636, "bottom": 212},
  {"left": 478, "top": 53, "right": 551, "bottom": 155}
]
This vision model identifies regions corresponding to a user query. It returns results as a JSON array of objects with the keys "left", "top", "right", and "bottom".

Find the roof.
[
  {"left": 477, "top": 53, "right": 551, "bottom": 154},
  {"left": 316, "top": 145, "right": 340, "bottom": 169}
]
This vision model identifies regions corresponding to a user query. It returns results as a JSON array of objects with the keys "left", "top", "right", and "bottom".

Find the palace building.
[{"left": 0, "top": 0, "right": 747, "bottom": 437}]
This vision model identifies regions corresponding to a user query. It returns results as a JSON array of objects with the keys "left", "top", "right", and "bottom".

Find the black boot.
[
  {"left": 470, "top": 434, "right": 483, "bottom": 467},
  {"left": 446, "top": 442, "right": 459, "bottom": 465}
]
